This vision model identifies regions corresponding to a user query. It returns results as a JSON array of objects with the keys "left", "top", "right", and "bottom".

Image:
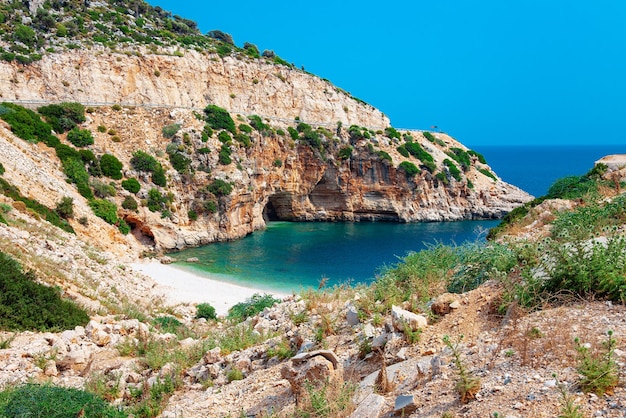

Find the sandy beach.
[{"left": 132, "top": 261, "right": 287, "bottom": 316}]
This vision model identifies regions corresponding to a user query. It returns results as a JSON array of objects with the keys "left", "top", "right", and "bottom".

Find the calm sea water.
[{"left": 172, "top": 145, "right": 623, "bottom": 292}]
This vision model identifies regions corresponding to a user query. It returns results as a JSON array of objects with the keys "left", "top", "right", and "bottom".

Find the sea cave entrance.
[{"left": 263, "top": 192, "right": 296, "bottom": 221}]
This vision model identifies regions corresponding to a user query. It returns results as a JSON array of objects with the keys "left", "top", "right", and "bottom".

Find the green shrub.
[
  {"left": 89, "top": 199, "right": 118, "bottom": 224},
  {"left": 376, "top": 150, "right": 392, "bottom": 162},
  {"left": 384, "top": 127, "right": 401, "bottom": 140},
  {"left": 227, "top": 294, "right": 281, "bottom": 322},
  {"left": 0, "top": 162, "right": 4, "bottom": 175},
  {"left": 239, "top": 124, "right": 252, "bottom": 134},
  {"left": 0, "top": 178, "right": 74, "bottom": 233},
  {"left": 396, "top": 145, "right": 409, "bottom": 158},
  {"left": 151, "top": 316, "right": 184, "bottom": 335},
  {"left": 287, "top": 127, "right": 299, "bottom": 141},
  {"left": 121, "top": 178, "right": 140, "bottom": 193},
  {"left": 575, "top": 331, "right": 619, "bottom": 396},
  {"left": 168, "top": 151, "right": 191, "bottom": 173},
  {"left": 0, "top": 252, "right": 89, "bottom": 331},
  {"left": 161, "top": 123, "right": 181, "bottom": 138},
  {"left": 399, "top": 161, "right": 419, "bottom": 178},
  {"left": 203, "top": 199, "right": 218, "bottom": 213},
  {"left": 207, "top": 179, "right": 233, "bottom": 196},
  {"left": 423, "top": 131, "right": 436, "bottom": 142},
  {"left": 248, "top": 115, "right": 268, "bottom": 132},
  {"left": 478, "top": 168, "right": 497, "bottom": 181},
  {"left": 195, "top": 303, "right": 217, "bottom": 320},
  {"left": 55, "top": 196, "right": 74, "bottom": 219},
  {"left": 217, "top": 131, "right": 232, "bottom": 144},
  {"left": 0, "top": 384, "right": 126, "bottom": 418},
  {"left": 91, "top": 179, "right": 116, "bottom": 198},
  {"left": 338, "top": 146, "right": 353, "bottom": 160},
  {"left": 273, "top": 159, "right": 282, "bottom": 167},
  {"left": 152, "top": 166, "right": 167, "bottom": 187},
  {"left": 0, "top": 103, "right": 57, "bottom": 146},
  {"left": 218, "top": 145, "right": 232, "bottom": 165},
  {"left": 467, "top": 150, "right": 487, "bottom": 164},
  {"left": 447, "top": 148, "right": 471, "bottom": 171},
  {"left": 204, "top": 105, "right": 235, "bottom": 134},
  {"left": 37, "top": 102, "right": 86, "bottom": 133},
  {"left": 130, "top": 150, "right": 159, "bottom": 172},
  {"left": 444, "top": 159, "right": 462, "bottom": 181},
  {"left": 234, "top": 133, "right": 252, "bottom": 148},
  {"left": 404, "top": 142, "right": 436, "bottom": 172},
  {"left": 122, "top": 196, "right": 138, "bottom": 210},
  {"left": 147, "top": 188, "right": 166, "bottom": 212},
  {"left": 188, "top": 209, "right": 198, "bottom": 221},
  {"left": 118, "top": 219, "right": 130, "bottom": 235},
  {"left": 14, "top": 24, "right": 37, "bottom": 47},
  {"left": 67, "top": 128, "right": 93, "bottom": 147},
  {"left": 100, "top": 154, "right": 123, "bottom": 180}
]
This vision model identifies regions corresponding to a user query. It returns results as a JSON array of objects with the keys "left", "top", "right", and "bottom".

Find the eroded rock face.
[
  {"left": 0, "top": 50, "right": 532, "bottom": 253},
  {"left": 0, "top": 50, "right": 389, "bottom": 129}
]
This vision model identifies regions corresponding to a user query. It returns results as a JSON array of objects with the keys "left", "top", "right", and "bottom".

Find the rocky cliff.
[
  {"left": 0, "top": 49, "right": 389, "bottom": 129},
  {"left": 0, "top": 51, "right": 530, "bottom": 250}
]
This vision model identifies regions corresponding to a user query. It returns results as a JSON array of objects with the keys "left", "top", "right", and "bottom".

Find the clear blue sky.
[{"left": 153, "top": 1, "right": 625, "bottom": 146}]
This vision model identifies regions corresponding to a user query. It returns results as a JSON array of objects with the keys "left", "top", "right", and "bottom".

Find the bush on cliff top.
[
  {"left": 204, "top": 105, "right": 235, "bottom": 134},
  {"left": 37, "top": 102, "right": 86, "bottom": 134},
  {"left": 0, "top": 251, "right": 89, "bottom": 331}
]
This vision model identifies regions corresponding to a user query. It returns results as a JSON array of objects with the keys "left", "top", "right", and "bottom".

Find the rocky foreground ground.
[{"left": 1, "top": 196, "right": 625, "bottom": 417}]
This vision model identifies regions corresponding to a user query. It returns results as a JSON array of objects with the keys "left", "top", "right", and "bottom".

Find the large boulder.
[
  {"left": 280, "top": 350, "right": 343, "bottom": 401},
  {"left": 391, "top": 305, "right": 427, "bottom": 332}
]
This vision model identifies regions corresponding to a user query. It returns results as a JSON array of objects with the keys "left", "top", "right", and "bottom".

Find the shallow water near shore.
[
  {"left": 171, "top": 145, "right": 624, "bottom": 293},
  {"left": 171, "top": 220, "right": 499, "bottom": 293}
]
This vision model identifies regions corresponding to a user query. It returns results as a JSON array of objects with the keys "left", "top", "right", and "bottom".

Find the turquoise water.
[
  {"left": 172, "top": 145, "right": 624, "bottom": 293},
  {"left": 172, "top": 220, "right": 499, "bottom": 293}
]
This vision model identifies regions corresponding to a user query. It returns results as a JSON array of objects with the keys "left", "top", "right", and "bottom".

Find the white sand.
[{"left": 132, "top": 261, "right": 287, "bottom": 316}]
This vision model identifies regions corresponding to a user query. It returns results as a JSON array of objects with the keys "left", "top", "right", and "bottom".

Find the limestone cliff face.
[
  {"left": 0, "top": 51, "right": 531, "bottom": 253},
  {"left": 0, "top": 50, "right": 388, "bottom": 129}
]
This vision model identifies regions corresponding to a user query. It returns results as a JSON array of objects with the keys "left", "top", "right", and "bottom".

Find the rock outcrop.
[{"left": 0, "top": 49, "right": 388, "bottom": 129}]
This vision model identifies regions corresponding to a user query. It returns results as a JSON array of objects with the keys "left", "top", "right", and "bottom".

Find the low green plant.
[
  {"left": 0, "top": 251, "right": 89, "bottom": 332},
  {"left": 217, "top": 323, "right": 267, "bottom": 354},
  {"left": 55, "top": 196, "right": 74, "bottom": 219},
  {"left": 227, "top": 293, "right": 281, "bottom": 322},
  {"left": 226, "top": 367, "right": 244, "bottom": 382},
  {"left": 0, "top": 384, "right": 126, "bottom": 417},
  {"left": 122, "top": 196, "right": 138, "bottom": 211},
  {"left": 478, "top": 167, "right": 497, "bottom": 181},
  {"left": 553, "top": 374, "right": 583, "bottom": 418},
  {"left": 207, "top": 178, "right": 233, "bottom": 197},
  {"left": 0, "top": 178, "right": 74, "bottom": 233},
  {"left": 267, "top": 338, "right": 295, "bottom": 360},
  {"left": 100, "top": 154, "right": 123, "bottom": 179},
  {"left": 337, "top": 146, "right": 353, "bottom": 160},
  {"left": 574, "top": 331, "right": 618, "bottom": 396},
  {"left": 295, "top": 378, "right": 356, "bottom": 417},
  {"left": 121, "top": 178, "right": 141, "bottom": 193},
  {"left": 399, "top": 161, "right": 419, "bottom": 178},
  {"left": 89, "top": 199, "right": 118, "bottom": 224},
  {"left": 204, "top": 105, "right": 235, "bottom": 134},
  {"left": 444, "top": 159, "right": 462, "bottom": 181},
  {"left": 66, "top": 127, "right": 94, "bottom": 147},
  {"left": 0, "top": 333, "right": 15, "bottom": 349},
  {"left": 161, "top": 123, "right": 180, "bottom": 138},
  {"left": 443, "top": 335, "right": 481, "bottom": 404},
  {"left": 195, "top": 303, "right": 217, "bottom": 320}
]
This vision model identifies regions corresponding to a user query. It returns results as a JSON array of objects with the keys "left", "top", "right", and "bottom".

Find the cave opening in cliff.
[
  {"left": 124, "top": 216, "right": 156, "bottom": 247},
  {"left": 263, "top": 192, "right": 295, "bottom": 221}
]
